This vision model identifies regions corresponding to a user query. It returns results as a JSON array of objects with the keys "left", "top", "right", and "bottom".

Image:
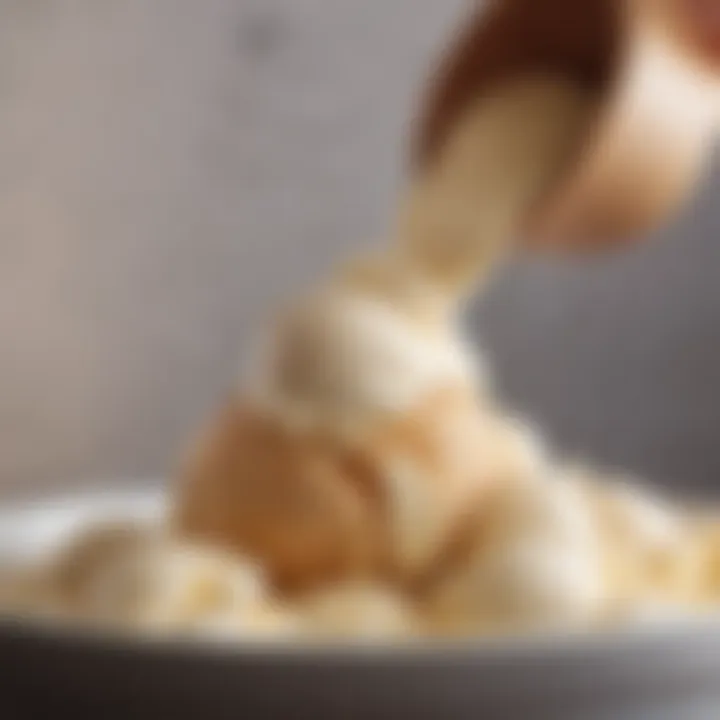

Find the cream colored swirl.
[{"left": 245, "top": 279, "right": 481, "bottom": 436}]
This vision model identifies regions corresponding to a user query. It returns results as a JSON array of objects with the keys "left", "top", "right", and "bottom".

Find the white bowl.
[{"left": 2, "top": 488, "right": 720, "bottom": 719}]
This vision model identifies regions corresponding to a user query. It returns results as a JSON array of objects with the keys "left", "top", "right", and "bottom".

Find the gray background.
[{"left": 1, "top": 0, "right": 719, "bottom": 500}]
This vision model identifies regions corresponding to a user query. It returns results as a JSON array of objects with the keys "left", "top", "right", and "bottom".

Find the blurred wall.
[{"left": 1, "top": 0, "right": 719, "bottom": 499}]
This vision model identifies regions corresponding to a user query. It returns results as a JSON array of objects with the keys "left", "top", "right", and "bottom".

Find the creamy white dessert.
[{"left": 3, "top": 74, "right": 719, "bottom": 640}]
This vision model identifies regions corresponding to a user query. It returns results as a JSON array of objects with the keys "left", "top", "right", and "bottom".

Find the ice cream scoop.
[{"left": 415, "top": 0, "right": 720, "bottom": 251}]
